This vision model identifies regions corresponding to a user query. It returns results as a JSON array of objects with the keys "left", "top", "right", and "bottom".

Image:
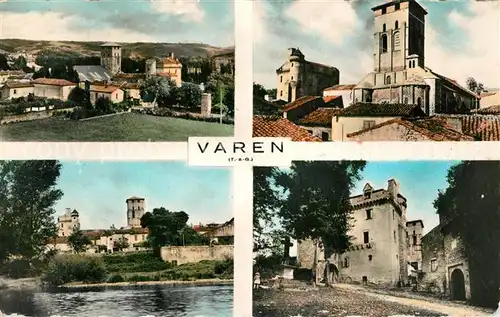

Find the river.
[{"left": 0, "top": 284, "right": 233, "bottom": 317}]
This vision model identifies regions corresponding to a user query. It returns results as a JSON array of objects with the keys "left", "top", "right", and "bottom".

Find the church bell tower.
[{"left": 372, "top": 0, "right": 427, "bottom": 73}]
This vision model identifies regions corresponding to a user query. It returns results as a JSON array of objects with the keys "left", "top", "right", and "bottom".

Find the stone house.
[
  {"left": 297, "top": 179, "right": 410, "bottom": 286},
  {"left": 297, "top": 108, "right": 343, "bottom": 141},
  {"left": 353, "top": 0, "right": 479, "bottom": 115},
  {"left": 89, "top": 85, "right": 124, "bottom": 104},
  {"left": 0, "top": 81, "right": 34, "bottom": 100},
  {"left": 276, "top": 48, "right": 339, "bottom": 103},
  {"left": 346, "top": 116, "right": 474, "bottom": 141},
  {"left": 146, "top": 53, "right": 183, "bottom": 87},
  {"left": 32, "top": 78, "right": 76, "bottom": 101},
  {"left": 420, "top": 222, "right": 470, "bottom": 300},
  {"left": 323, "top": 84, "right": 356, "bottom": 108},
  {"left": 119, "top": 83, "right": 141, "bottom": 100},
  {"left": 331, "top": 103, "right": 426, "bottom": 141}
]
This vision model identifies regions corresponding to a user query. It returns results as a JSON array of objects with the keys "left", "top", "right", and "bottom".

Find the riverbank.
[{"left": 61, "top": 278, "right": 233, "bottom": 289}]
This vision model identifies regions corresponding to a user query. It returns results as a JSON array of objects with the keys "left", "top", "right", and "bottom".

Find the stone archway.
[{"left": 450, "top": 268, "right": 466, "bottom": 300}]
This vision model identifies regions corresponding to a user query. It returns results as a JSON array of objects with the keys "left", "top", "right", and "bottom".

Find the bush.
[
  {"left": 102, "top": 252, "right": 173, "bottom": 273},
  {"left": 44, "top": 254, "right": 107, "bottom": 286},
  {"left": 107, "top": 274, "right": 125, "bottom": 283},
  {"left": 2, "top": 259, "right": 32, "bottom": 278}
]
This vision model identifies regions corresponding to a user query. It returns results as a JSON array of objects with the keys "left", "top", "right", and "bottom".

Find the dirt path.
[{"left": 334, "top": 284, "right": 495, "bottom": 317}]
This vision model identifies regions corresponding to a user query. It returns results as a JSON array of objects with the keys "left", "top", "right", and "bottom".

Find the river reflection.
[{"left": 0, "top": 284, "right": 233, "bottom": 317}]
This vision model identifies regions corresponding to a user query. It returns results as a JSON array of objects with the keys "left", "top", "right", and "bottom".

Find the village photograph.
[
  {"left": 253, "top": 161, "right": 500, "bottom": 316},
  {"left": 0, "top": 1, "right": 234, "bottom": 141},
  {"left": 253, "top": 0, "right": 500, "bottom": 142},
  {"left": 0, "top": 160, "right": 234, "bottom": 316}
]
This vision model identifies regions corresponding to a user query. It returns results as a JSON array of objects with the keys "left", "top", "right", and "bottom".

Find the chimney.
[{"left": 387, "top": 179, "right": 399, "bottom": 198}]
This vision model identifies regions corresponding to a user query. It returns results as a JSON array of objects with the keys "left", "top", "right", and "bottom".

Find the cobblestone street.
[{"left": 253, "top": 284, "right": 493, "bottom": 317}]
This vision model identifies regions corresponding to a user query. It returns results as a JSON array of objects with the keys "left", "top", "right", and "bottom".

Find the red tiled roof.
[
  {"left": 298, "top": 108, "right": 343, "bottom": 127},
  {"left": 324, "top": 84, "right": 356, "bottom": 91},
  {"left": 90, "top": 85, "right": 121, "bottom": 93},
  {"left": 458, "top": 115, "right": 500, "bottom": 141},
  {"left": 32, "top": 78, "right": 76, "bottom": 86},
  {"left": 3, "top": 81, "right": 33, "bottom": 89},
  {"left": 253, "top": 116, "right": 321, "bottom": 142},
  {"left": 283, "top": 96, "right": 322, "bottom": 112},
  {"left": 347, "top": 117, "right": 474, "bottom": 141},
  {"left": 323, "top": 95, "right": 341, "bottom": 104},
  {"left": 475, "top": 105, "right": 500, "bottom": 115}
]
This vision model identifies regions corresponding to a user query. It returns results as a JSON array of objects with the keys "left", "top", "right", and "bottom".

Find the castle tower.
[
  {"left": 57, "top": 208, "right": 80, "bottom": 237},
  {"left": 372, "top": 0, "right": 427, "bottom": 73},
  {"left": 287, "top": 48, "right": 305, "bottom": 102},
  {"left": 145, "top": 59, "right": 157, "bottom": 75},
  {"left": 100, "top": 42, "right": 122, "bottom": 74},
  {"left": 126, "top": 196, "right": 145, "bottom": 228}
]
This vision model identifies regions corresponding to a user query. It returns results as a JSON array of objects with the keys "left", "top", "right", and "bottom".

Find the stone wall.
[
  {"left": 160, "top": 245, "right": 233, "bottom": 265},
  {"left": 347, "top": 121, "right": 432, "bottom": 142},
  {"left": 419, "top": 225, "right": 447, "bottom": 294}
]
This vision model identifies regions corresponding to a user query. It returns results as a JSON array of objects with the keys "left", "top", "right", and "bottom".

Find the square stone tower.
[
  {"left": 100, "top": 42, "right": 122, "bottom": 75},
  {"left": 372, "top": 0, "right": 427, "bottom": 73},
  {"left": 126, "top": 196, "right": 145, "bottom": 228}
]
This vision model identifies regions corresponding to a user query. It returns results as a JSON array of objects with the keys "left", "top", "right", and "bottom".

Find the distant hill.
[{"left": 0, "top": 39, "right": 234, "bottom": 59}]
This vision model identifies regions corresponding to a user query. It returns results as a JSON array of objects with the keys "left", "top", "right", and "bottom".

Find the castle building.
[
  {"left": 354, "top": 0, "right": 479, "bottom": 115},
  {"left": 406, "top": 219, "right": 423, "bottom": 272},
  {"left": 276, "top": 48, "right": 339, "bottom": 103},
  {"left": 126, "top": 196, "right": 146, "bottom": 228},
  {"left": 146, "top": 53, "right": 183, "bottom": 87},
  {"left": 57, "top": 208, "right": 80, "bottom": 237},
  {"left": 100, "top": 43, "right": 122, "bottom": 75},
  {"left": 297, "top": 179, "right": 411, "bottom": 286}
]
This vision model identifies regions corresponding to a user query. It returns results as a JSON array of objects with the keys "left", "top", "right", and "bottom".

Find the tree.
[
  {"left": 434, "top": 161, "right": 500, "bottom": 307},
  {"left": 140, "top": 75, "right": 172, "bottom": 105},
  {"left": 253, "top": 83, "right": 267, "bottom": 99},
  {"left": 0, "top": 54, "right": 9, "bottom": 70},
  {"left": 276, "top": 161, "right": 366, "bottom": 286},
  {"left": 68, "top": 230, "right": 91, "bottom": 253},
  {"left": 0, "top": 161, "right": 63, "bottom": 262},
  {"left": 13, "top": 56, "right": 27, "bottom": 71},
  {"left": 466, "top": 77, "right": 485, "bottom": 95},
  {"left": 94, "top": 96, "right": 113, "bottom": 115},
  {"left": 67, "top": 86, "right": 90, "bottom": 107},
  {"left": 114, "top": 237, "right": 129, "bottom": 252},
  {"left": 206, "top": 73, "right": 234, "bottom": 115},
  {"left": 140, "top": 208, "right": 203, "bottom": 255},
  {"left": 177, "top": 82, "right": 202, "bottom": 109}
]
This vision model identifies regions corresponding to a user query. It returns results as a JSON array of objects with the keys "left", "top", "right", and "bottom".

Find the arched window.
[
  {"left": 344, "top": 257, "right": 350, "bottom": 268},
  {"left": 395, "top": 21, "right": 399, "bottom": 29},
  {"left": 381, "top": 34, "right": 388, "bottom": 53},
  {"left": 409, "top": 61, "right": 412, "bottom": 68},
  {"left": 280, "top": 76, "right": 283, "bottom": 83},
  {"left": 412, "top": 60, "right": 416, "bottom": 68},
  {"left": 385, "top": 75, "right": 391, "bottom": 85},
  {"left": 383, "top": 23, "right": 386, "bottom": 32}
]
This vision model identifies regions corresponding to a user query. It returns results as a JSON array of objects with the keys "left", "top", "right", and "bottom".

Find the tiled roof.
[
  {"left": 283, "top": 96, "right": 322, "bottom": 112},
  {"left": 323, "top": 95, "right": 341, "bottom": 104},
  {"left": 118, "top": 82, "right": 141, "bottom": 90},
  {"left": 113, "top": 73, "right": 145, "bottom": 79},
  {"left": 306, "top": 60, "right": 337, "bottom": 70},
  {"left": 298, "top": 108, "right": 343, "bottom": 127},
  {"left": 347, "top": 117, "right": 473, "bottom": 141},
  {"left": 74, "top": 65, "right": 113, "bottom": 82},
  {"left": 160, "top": 56, "right": 182, "bottom": 66},
  {"left": 32, "top": 78, "right": 76, "bottom": 86},
  {"left": 475, "top": 105, "right": 500, "bottom": 115},
  {"left": 324, "top": 84, "right": 356, "bottom": 91},
  {"left": 338, "top": 103, "right": 425, "bottom": 117},
  {"left": 90, "top": 85, "right": 121, "bottom": 93},
  {"left": 3, "top": 81, "right": 33, "bottom": 89},
  {"left": 458, "top": 115, "right": 500, "bottom": 141},
  {"left": 427, "top": 69, "right": 478, "bottom": 98},
  {"left": 253, "top": 116, "right": 321, "bottom": 142}
]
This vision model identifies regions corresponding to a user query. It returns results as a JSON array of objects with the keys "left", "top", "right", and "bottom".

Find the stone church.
[
  {"left": 353, "top": 0, "right": 479, "bottom": 115},
  {"left": 297, "top": 179, "right": 422, "bottom": 286},
  {"left": 276, "top": 48, "right": 339, "bottom": 103}
]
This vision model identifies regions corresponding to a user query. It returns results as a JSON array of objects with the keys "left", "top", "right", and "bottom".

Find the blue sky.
[
  {"left": 54, "top": 161, "right": 233, "bottom": 230},
  {"left": 254, "top": 0, "right": 499, "bottom": 89},
  {"left": 0, "top": 0, "right": 233, "bottom": 47}
]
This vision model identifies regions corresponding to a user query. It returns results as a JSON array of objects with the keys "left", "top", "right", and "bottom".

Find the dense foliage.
[
  {"left": 44, "top": 254, "right": 107, "bottom": 286},
  {"left": 68, "top": 230, "right": 92, "bottom": 253},
  {"left": 434, "top": 161, "right": 500, "bottom": 307},
  {"left": 0, "top": 161, "right": 63, "bottom": 262}
]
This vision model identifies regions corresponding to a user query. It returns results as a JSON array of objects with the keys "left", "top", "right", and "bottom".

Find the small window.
[
  {"left": 280, "top": 76, "right": 283, "bottom": 83},
  {"left": 412, "top": 60, "right": 416, "bottom": 68},
  {"left": 366, "top": 209, "right": 372, "bottom": 219},
  {"left": 291, "top": 63, "right": 293, "bottom": 67},
  {"left": 382, "top": 7, "right": 386, "bottom": 14},
  {"left": 404, "top": 97, "right": 408, "bottom": 104},
  {"left": 291, "top": 76, "right": 294, "bottom": 80},
  {"left": 321, "top": 132, "right": 329, "bottom": 141},
  {"left": 395, "top": 3, "right": 400, "bottom": 10},
  {"left": 431, "top": 259, "right": 437, "bottom": 271},
  {"left": 368, "top": 255, "right": 373, "bottom": 261},
  {"left": 413, "top": 235, "right": 417, "bottom": 246},
  {"left": 280, "top": 90, "right": 283, "bottom": 97},
  {"left": 409, "top": 61, "right": 412, "bottom": 68},
  {"left": 363, "top": 231, "right": 370, "bottom": 244},
  {"left": 363, "top": 120, "right": 376, "bottom": 130},
  {"left": 13, "top": 89, "right": 17, "bottom": 94},
  {"left": 386, "top": 75, "right": 391, "bottom": 85},
  {"left": 344, "top": 257, "right": 349, "bottom": 268},
  {"left": 381, "top": 34, "right": 388, "bottom": 53},
  {"left": 362, "top": 276, "right": 368, "bottom": 284},
  {"left": 383, "top": 24, "right": 386, "bottom": 32},
  {"left": 395, "top": 21, "right": 399, "bottom": 29},
  {"left": 394, "top": 230, "right": 396, "bottom": 241}
]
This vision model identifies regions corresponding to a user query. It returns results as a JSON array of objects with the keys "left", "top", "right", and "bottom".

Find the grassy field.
[{"left": 0, "top": 113, "right": 233, "bottom": 141}]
